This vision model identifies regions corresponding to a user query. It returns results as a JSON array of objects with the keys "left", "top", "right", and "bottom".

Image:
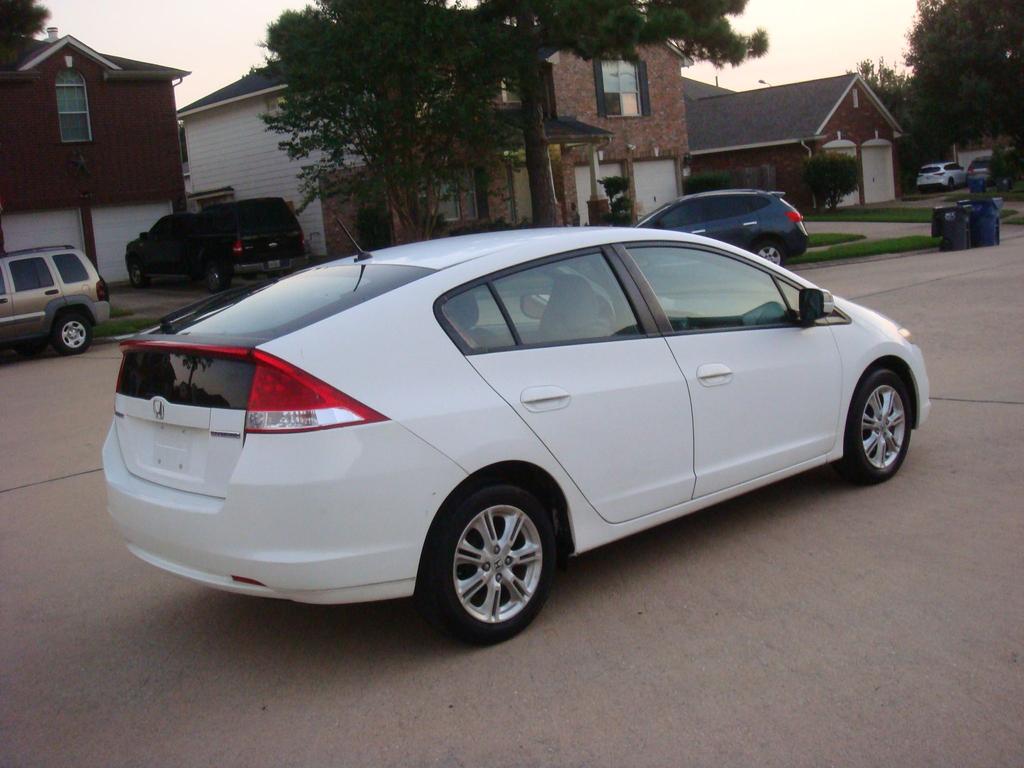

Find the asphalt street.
[{"left": 2, "top": 242, "right": 1022, "bottom": 767}]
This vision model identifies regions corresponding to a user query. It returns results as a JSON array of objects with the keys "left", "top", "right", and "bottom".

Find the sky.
[{"left": 39, "top": 0, "right": 920, "bottom": 109}]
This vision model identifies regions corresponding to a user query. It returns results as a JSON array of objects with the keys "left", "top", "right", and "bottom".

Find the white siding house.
[{"left": 178, "top": 75, "right": 327, "bottom": 256}]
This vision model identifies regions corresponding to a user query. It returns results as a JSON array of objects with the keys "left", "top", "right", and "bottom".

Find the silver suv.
[{"left": 1, "top": 245, "right": 110, "bottom": 357}]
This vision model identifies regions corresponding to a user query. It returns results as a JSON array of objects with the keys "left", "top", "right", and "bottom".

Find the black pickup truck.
[{"left": 125, "top": 198, "right": 308, "bottom": 292}]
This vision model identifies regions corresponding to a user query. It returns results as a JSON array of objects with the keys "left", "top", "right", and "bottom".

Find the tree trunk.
[{"left": 520, "top": 86, "right": 558, "bottom": 227}]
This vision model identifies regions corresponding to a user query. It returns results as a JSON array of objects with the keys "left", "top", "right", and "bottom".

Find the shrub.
[
  {"left": 600, "top": 175, "right": 633, "bottom": 226},
  {"left": 684, "top": 171, "right": 731, "bottom": 194},
  {"left": 803, "top": 153, "right": 859, "bottom": 210}
]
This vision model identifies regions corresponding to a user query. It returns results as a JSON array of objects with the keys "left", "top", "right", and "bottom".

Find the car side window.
[
  {"left": 659, "top": 200, "right": 702, "bottom": 228},
  {"left": 440, "top": 285, "right": 516, "bottom": 353},
  {"left": 150, "top": 216, "right": 172, "bottom": 238},
  {"left": 492, "top": 252, "right": 641, "bottom": 345},
  {"left": 52, "top": 253, "right": 90, "bottom": 284},
  {"left": 746, "top": 196, "right": 772, "bottom": 212},
  {"left": 627, "top": 245, "right": 791, "bottom": 331},
  {"left": 9, "top": 257, "right": 55, "bottom": 292},
  {"left": 702, "top": 196, "right": 744, "bottom": 222}
]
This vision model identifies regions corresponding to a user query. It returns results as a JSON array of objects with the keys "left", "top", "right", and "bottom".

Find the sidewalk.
[{"left": 107, "top": 279, "right": 217, "bottom": 318}]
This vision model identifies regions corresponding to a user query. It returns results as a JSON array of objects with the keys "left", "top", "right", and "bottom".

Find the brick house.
[
  {"left": 0, "top": 29, "right": 189, "bottom": 281},
  {"left": 685, "top": 74, "right": 903, "bottom": 211}
]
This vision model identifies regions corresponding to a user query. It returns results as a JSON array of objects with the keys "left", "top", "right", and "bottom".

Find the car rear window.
[
  {"left": 118, "top": 349, "right": 254, "bottom": 408},
  {"left": 237, "top": 199, "right": 299, "bottom": 235},
  {"left": 52, "top": 253, "right": 90, "bottom": 284},
  {"left": 167, "top": 263, "right": 430, "bottom": 339}
]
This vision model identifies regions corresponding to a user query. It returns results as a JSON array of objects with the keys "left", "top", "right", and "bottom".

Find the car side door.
[
  {"left": 700, "top": 195, "right": 754, "bottom": 250},
  {"left": 621, "top": 242, "right": 842, "bottom": 498},
  {"left": 5, "top": 256, "right": 64, "bottom": 337},
  {"left": 143, "top": 216, "right": 175, "bottom": 274},
  {"left": 439, "top": 247, "right": 696, "bottom": 524}
]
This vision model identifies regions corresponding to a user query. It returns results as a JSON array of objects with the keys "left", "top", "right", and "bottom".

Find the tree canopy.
[
  {"left": 905, "top": 0, "right": 1024, "bottom": 151},
  {"left": 263, "top": 0, "right": 510, "bottom": 242},
  {"left": 0, "top": 0, "right": 49, "bottom": 60}
]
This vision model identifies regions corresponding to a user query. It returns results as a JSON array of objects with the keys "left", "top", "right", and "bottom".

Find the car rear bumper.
[
  {"left": 103, "top": 420, "right": 467, "bottom": 603},
  {"left": 233, "top": 255, "right": 309, "bottom": 275}
]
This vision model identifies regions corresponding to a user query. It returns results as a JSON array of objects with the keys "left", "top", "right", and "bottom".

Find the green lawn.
[
  {"left": 806, "top": 206, "right": 1020, "bottom": 223},
  {"left": 790, "top": 236, "right": 940, "bottom": 265},
  {"left": 109, "top": 306, "right": 134, "bottom": 318},
  {"left": 94, "top": 317, "right": 159, "bottom": 338},
  {"left": 807, "top": 233, "right": 866, "bottom": 248},
  {"left": 1004, "top": 216, "right": 1024, "bottom": 226}
]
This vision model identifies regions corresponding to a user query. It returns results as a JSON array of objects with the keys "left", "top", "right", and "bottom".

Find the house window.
[
  {"left": 437, "top": 172, "right": 477, "bottom": 221},
  {"left": 56, "top": 69, "right": 91, "bottom": 142},
  {"left": 852, "top": 88, "right": 859, "bottom": 108},
  {"left": 601, "top": 60, "right": 640, "bottom": 116}
]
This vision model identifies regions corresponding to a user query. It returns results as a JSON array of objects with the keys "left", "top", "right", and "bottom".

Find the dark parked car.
[
  {"left": 636, "top": 189, "right": 808, "bottom": 266},
  {"left": 125, "top": 198, "right": 308, "bottom": 292},
  {"left": 967, "top": 156, "right": 992, "bottom": 187}
]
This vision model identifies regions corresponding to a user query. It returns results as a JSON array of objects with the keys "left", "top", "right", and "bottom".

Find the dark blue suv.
[{"left": 636, "top": 189, "right": 808, "bottom": 266}]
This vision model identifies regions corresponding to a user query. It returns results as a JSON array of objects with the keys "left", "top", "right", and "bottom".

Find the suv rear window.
[
  {"left": 167, "top": 263, "right": 430, "bottom": 339},
  {"left": 52, "top": 253, "right": 90, "bottom": 284}
]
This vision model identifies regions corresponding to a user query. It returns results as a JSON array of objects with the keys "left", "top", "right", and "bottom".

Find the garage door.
[
  {"left": 1, "top": 209, "right": 84, "bottom": 252},
  {"left": 92, "top": 202, "right": 172, "bottom": 281},
  {"left": 574, "top": 162, "right": 622, "bottom": 225},
  {"left": 861, "top": 141, "right": 895, "bottom": 204},
  {"left": 633, "top": 159, "right": 679, "bottom": 219}
]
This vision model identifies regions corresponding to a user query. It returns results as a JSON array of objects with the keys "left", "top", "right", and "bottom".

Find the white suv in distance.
[
  {"left": 104, "top": 228, "right": 929, "bottom": 644},
  {"left": 1, "top": 245, "right": 110, "bottom": 357},
  {"left": 916, "top": 161, "right": 967, "bottom": 192}
]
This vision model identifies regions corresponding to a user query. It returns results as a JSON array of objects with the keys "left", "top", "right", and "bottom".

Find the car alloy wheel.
[
  {"left": 860, "top": 384, "right": 906, "bottom": 470},
  {"left": 453, "top": 504, "right": 543, "bottom": 623},
  {"left": 835, "top": 368, "right": 912, "bottom": 485},
  {"left": 417, "top": 483, "right": 555, "bottom": 644},
  {"left": 756, "top": 242, "right": 785, "bottom": 265},
  {"left": 61, "top": 319, "right": 88, "bottom": 349}
]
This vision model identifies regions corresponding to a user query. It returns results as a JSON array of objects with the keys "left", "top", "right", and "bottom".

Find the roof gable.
[
  {"left": 2, "top": 35, "right": 187, "bottom": 78},
  {"left": 178, "top": 71, "right": 285, "bottom": 116}
]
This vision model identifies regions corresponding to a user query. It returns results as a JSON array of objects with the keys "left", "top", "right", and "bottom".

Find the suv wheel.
[
  {"left": 753, "top": 239, "right": 787, "bottom": 266},
  {"left": 416, "top": 484, "right": 556, "bottom": 645},
  {"left": 204, "top": 261, "right": 231, "bottom": 293},
  {"left": 51, "top": 311, "right": 93, "bottom": 356},
  {"left": 127, "top": 257, "right": 150, "bottom": 288}
]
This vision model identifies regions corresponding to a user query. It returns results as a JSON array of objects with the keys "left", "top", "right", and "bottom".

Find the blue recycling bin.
[
  {"left": 968, "top": 176, "right": 986, "bottom": 194},
  {"left": 957, "top": 198, "right": 1002, "bottom": 247}
]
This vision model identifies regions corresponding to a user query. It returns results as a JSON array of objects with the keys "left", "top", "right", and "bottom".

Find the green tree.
[
  {"left": 263, "top": 0, "right": 510, "bottom": 242},
  {"left": 0, "top": 0, "right": 49, "bottom": 60},
  {"left": 803, "top": 154, "right": 859, "bottom": 211},
  {"left": 476, "top": 0, "right": 768, "bottom": 226},
  {"left": 906, "top": 0, "right": 1024, "bottom": 152}
]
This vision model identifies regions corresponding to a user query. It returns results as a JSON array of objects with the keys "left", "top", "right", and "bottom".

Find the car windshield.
[{"left": 161, "top": 262, "right": 431, "bottom": 339}]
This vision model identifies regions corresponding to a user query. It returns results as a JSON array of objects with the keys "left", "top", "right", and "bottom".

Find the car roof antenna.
[{"left": 334, "top": 215, "right": 373, "bottom": 262}]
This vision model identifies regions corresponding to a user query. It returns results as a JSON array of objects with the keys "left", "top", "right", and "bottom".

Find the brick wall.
[
  {"left": 550, "top": 45, "right": 688, "bottom": 221},
  {"left": 691, "top": 144, "right": 814, "bottom": 211},
  {"left": 0, "top": 50, "right": 185, "bottom": 214}
]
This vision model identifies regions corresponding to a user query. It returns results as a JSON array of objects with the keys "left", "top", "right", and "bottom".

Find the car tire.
[
  {"left": 204, "top": 260, "right": 231, "bottom": 293},
  {"left": 416, "top": 484, "right": 556, "bottom": 645},
  {"left": 127, "top": 257, "right": 150, "bottom": 288},
  {"left": 14, "top": 339, "right": 49, "bottom": 358},
  {"left": 50, "top": 310, "right": 93, "bottom": 356},
  {"left": 835, "top": 368, "right": 912, "bottom": 485},
  {"left": 752, "top": 238, "right": 787, "bottom": 266}
]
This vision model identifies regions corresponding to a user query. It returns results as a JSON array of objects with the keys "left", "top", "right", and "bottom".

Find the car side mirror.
[
  {"left": 799, "top": 288, "right": 834, "bottom": 326},
  {"left": 139, "top": 232, "right": 149, "bottom": 241}
]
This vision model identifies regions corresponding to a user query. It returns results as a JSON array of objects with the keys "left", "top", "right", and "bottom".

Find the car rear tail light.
[
  {"left": 232, "top": 238, "right": 244, "bottom": 257},
  {"left": 96, "top": 278, "right": 108, "bottom": 301},
  {"left": 784, "top": 210, "right": 803, "bottom": 223},
  {"left": 246, "top": 350, "right": 386, "bottom": 433},
  {"left": 117, "top": 341, "right": 386, "bottom": 434}
]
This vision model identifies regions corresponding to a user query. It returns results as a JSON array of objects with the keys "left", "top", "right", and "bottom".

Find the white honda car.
[{"left": 104, "top": 228, "right": 929, "bottom": 644}]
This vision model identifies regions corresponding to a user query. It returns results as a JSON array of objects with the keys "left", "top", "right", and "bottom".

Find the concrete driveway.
[{"left": 2, "top": 243, "right": 1023, "bottom": 767}]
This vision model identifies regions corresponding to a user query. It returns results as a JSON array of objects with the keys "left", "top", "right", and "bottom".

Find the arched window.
[{"left": 56, "top": 69, "right": 91, "bottom": 142}]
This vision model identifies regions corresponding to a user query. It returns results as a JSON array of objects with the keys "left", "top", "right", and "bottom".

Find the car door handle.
[
  {"left": 45, "top": 289, "right": 59, "bottom": 296},
  {"left": 521, "top": 386, "right": 571, "bottom": 412},
  {"left": 0, "top": 297, "right": 8, "bottom": 304},
  {"left": 691, "top": 229, "right": 706, "bottom": 234},
  {"left": 696, "top": 363, "right": 733, "bottom": 387},
  {"left": 742, "top": 221, "right": 757, "bottom": 226}
]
